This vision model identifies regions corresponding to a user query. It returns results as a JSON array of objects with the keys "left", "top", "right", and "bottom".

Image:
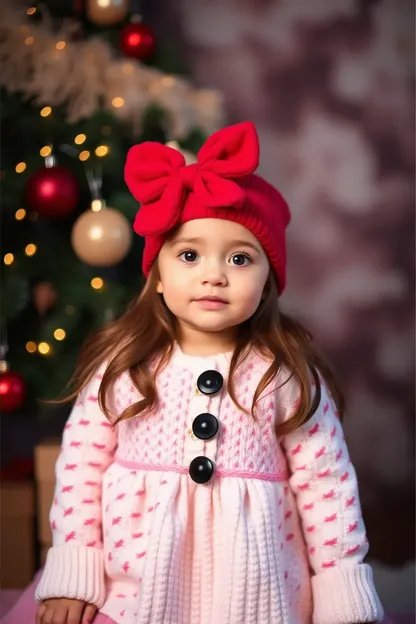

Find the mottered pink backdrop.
[{"left": 158, "top": 0, "right": 416, "bottom": 526}]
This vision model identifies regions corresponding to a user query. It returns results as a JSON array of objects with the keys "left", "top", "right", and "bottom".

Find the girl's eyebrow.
[
  {"left": 229, "top": 239, "right": 262, "bottom": 254},
  {"left": 171, "top": 237, "right": 204, "bottom": 246},
  {"left": 171, "top": 237, "right": 261, "bottom": 254}
]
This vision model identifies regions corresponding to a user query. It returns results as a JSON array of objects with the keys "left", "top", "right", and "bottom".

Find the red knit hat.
[{"left": 124, "top": 121, "right": 291, "bottom": 292}]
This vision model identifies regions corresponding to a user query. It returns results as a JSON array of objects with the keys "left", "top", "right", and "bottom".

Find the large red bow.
[{"left": 124, "top": 121, "right": 259, "bottom": 236}]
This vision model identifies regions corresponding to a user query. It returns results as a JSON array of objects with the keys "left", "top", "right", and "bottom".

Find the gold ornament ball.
[
  {"left": 71, "top": 207, "right": 133, "bottom": 267},
  {"left": 165, "top": 141, "right": 197, "bottom": 165},
  {"left": 86, "top": 0, "right": 129, "bottom": 26}
]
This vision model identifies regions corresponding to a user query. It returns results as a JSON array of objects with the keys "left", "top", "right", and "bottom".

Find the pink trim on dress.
[{"left": 114, "top": 456, "right": 288, "bottom": 482}]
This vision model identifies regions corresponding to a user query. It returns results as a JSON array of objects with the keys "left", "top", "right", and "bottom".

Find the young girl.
[{"left": 3, "top": 122, "right": 384, "bottom": 624}]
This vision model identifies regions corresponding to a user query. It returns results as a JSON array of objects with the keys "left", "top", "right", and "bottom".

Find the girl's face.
[{"left": 156, "top": 218, "right": 270, "bottom": 345}]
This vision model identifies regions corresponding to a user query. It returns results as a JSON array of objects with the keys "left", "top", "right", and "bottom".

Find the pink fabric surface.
[
  {"left": 0, "top": 593, "right": 21, "bottom": 621},
  {"left": 0, "top": 573, "right": 116, "bottom": 624},
  {"left": 0, "top": 584, "right": 411, "bottom": 624},
  {"left": 0, "top": 568, "right": 411, "bottom": 624}
]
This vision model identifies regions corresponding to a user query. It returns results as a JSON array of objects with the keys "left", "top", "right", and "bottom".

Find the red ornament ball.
[
  {"left": 25, "top": 165, "right": 79, "bottom": 218},
  {"left": 0, "top": 369, "right": 26, "bottom": 413},
  {"left": 120, "top": 22, "right": 156, "bottom": 61}
]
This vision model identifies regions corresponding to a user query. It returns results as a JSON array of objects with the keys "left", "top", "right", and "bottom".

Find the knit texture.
[
  {"left": 35, "top": 346, "right": 384, "bottom": 624},
  {"left": 35, "top": 546, "right": 106, "bottom": 607}
]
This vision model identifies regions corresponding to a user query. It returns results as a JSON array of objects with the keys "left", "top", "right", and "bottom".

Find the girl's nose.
[{"left": 201, "top": 261, "right": 228, "bottom": 287}]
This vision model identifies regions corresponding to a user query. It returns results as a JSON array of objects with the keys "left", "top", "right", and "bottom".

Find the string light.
[
  {"left": 38, "top": 342, "right": 51, "bottom": 355},
  {"left": 55, "top": 41, "right": 66, "bottom": 50},
  {"left": 54, "top": 329, "right": 66, "bottom": 341},
  {"left": 15, "top": 162, "right": 27, "bottom": 173},
  {"left": 91, "top": 277, "right": 104, "bottom": 290},
  {"left": 95, "top": 145, "right": 109, "bottom": 157},
  {"left": 79, "top": 150, "right": 90, "bottom": 161},
  {"left": 112, "top": 97, "right": 124, "bottom": 108},
  {"left": 15, "top": 209, "right": 26, "bottom": 220},
  {"left": 4, "top": 253, "right": 14, "bottom": 266},
  {"left": 40, "top": 145, "right": 52, "bottom": 157},
  {"left": 25, "top": 36, "right": 35, "bottom": 46},
  {"left": 26, "top": 7, "right": 36, "bottom": 15},
  {"left": 26, "top": 341, "right": 37, "bottom": 353},
  {"left": 161, "top": 76, "right": 175, "bottom": 88},
  {"left": 91, "top": 199, "right": 103, "bottom": 212},
  {"left": 74, "top": 133, "right": 86, "bottom": 145},
  {"left": 40, "top": 106, "right": 52, "bottom": 117},
  {"left": 25, "top": 244, "right": 37, "bottom": 256}
]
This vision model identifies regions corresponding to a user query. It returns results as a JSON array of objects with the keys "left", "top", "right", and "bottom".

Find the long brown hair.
[{"left": 60, "top": 264, "right": 344, "bottom": 436}]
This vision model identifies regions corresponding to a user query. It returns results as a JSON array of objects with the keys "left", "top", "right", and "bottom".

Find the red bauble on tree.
[
  {"left": 120, "top": 19, "right": 156, "bottom": 61},
  {"left": 0, "top": 367, "right": 26, "bottom": 413},
  {"left": 25, "top": 160, "right": 79, "bottom": 218}
]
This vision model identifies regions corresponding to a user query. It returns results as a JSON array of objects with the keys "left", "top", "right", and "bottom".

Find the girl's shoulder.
[
  {"left": 249, "top": 347, "right": 295, "bottom": 388},
  {"left": 244, "top": 348, "right": 299, "bottom": 410},
  {"left": 249, "top": 348, "right": 328, "bottom": 417}
]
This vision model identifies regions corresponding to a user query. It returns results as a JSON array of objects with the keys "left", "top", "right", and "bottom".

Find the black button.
[
  {"left": 192, "top": 413, "right": 219, "bottom": 440},
  {"left": 196, "top": 370, "right": 223, "bottom": 395},
  {"left": 189, "top": 456, "right": 214, "bottom": 484}
]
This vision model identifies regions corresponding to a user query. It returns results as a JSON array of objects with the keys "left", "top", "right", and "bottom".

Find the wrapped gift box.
[
  {"left": 0, "top": 481, "right": 36, "bottom": 588},
  {"left": 34, "top": 439, "right": 61, "bottom": 549}
]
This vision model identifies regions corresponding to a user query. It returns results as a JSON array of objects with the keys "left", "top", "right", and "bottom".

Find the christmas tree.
[{"left": 0, "top": 0, "right": 224, "bottom": 414}]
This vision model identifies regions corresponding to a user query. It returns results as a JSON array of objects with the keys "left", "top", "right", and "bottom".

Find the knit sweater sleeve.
[
  {"left": 280, "top": 377, "right": 384, "bottom": 624},
  {"left": 35, "top": 364, "right": 117, "bottom": 608}
]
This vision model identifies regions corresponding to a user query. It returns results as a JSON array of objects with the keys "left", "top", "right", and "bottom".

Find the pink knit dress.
[{"left": 34, "top": 346, "right": 383, "bottom": 624}]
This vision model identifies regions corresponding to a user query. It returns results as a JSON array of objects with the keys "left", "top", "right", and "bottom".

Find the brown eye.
[
  {"left": 179, "top": 250, "right": 198, "bottom": 263},
  {"left": 230, "top": 253, "right": 251, "bottom": 266}
]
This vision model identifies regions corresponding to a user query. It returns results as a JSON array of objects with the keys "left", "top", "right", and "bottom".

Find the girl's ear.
[{"left": 156, "top": 281, "right": 163, "bottom": 294}]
